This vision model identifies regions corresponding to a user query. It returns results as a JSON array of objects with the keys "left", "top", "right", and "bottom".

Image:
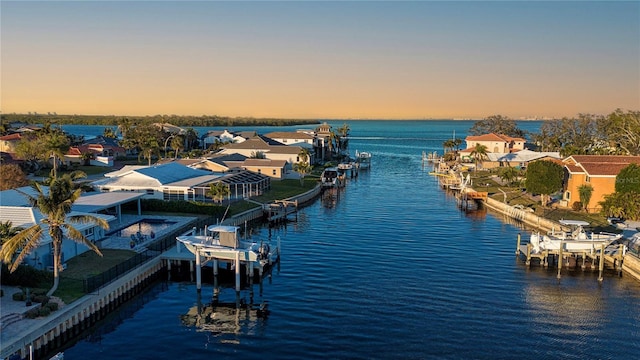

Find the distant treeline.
[{"left": 0, "top": 113, "right": 320, "bottom": 127}]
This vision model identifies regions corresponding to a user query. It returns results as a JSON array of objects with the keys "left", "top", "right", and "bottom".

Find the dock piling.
[
  {"left": 557, "top": 241, "right": 563, "bottom": 279},
  {"left": 516, "top": 233, "right": 521, "bottom": 256},
  {"left": 598, "top": 243, "right": 605, "bottom": 282}
]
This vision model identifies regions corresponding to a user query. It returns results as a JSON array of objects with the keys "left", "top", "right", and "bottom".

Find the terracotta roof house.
[
  {"left": 0, "top": 133, "right": 23, "bottom": 153},
  {"left": 64, "top": 141, "right": 126, "bottom": 167},
  {"left": 0, "top": 186, "right": 116, "bottom": 270},
  {"left": 562, "top": 155, "right": 640, "bottom": 211},
  {"left": 465, "top": 133, "right": 526, "bottom": 154}
]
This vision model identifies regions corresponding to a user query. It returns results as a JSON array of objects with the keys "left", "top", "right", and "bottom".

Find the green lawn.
[
  {"left": 54, "top": 249, "right": 137, "bottom": 303},
  {"left": 253, "top": 178, "right": 319, "bottom": 203}
]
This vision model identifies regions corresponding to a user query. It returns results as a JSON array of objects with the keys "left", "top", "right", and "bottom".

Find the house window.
[
  {"left": 163, "top": 190, "right": 184, "bottom": 201},
  {"left": 565, "top": 191, "right": 571, "bottom": 200},
  {"left": 586, "top": 176, "right": 590, "bottom": 182},
  {"left": 84, "top": 228, "right": 94, "bottom": 237},
  {"left": 257, "top": 169, "right": 261, "bottom": 174},
  {"left": 146, "top": 189, "right": 154, "bottom": 195},
  {"left": 272, "top": 169, "right": 276, "bottom": 175}
]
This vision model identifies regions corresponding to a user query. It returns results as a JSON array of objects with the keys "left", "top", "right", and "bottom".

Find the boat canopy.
[
  {"left": 207, "top": 225, "right": 239, "bottom": 233},
  {"left": 559, "top": 220, "right": 590, "bottom": 226}
]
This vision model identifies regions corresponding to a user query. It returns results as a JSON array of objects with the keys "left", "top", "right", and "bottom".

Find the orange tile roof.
[
  {"left": 0, "top": 133, "right": 22, "bottom": 141},
  {"left": 565, "top": 155, "right": 640, "bottom": 176}
]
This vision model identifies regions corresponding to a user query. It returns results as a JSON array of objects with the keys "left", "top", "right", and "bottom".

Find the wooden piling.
[
  {"left": 598, "top": 243, "right": 605, "bottom": 282},
  {"left": 516, "top": 233, "right": 521, "bottom": 256},
  {"left": 525, "top": 243, "right": 531, "bottom": 266},
  {"left": 557, "top": 241, "right": 563, "bottom": 279}
]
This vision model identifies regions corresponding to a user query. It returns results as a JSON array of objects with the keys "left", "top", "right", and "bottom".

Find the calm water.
[{"left": 60, "top": 121, "right": 640, "bottom": 359}]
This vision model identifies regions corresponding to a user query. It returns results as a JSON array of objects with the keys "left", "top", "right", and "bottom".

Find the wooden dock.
[
  {"left": 514, "top": 233, "right": 625, "bottom": 281},
  {"left": 264, "top": 200, "right": 298, "bottom": 225}
]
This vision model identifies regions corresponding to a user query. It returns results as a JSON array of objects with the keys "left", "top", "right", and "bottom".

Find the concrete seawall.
[{"left": 479, "top": 194, "right": 640, "bottom": 283}]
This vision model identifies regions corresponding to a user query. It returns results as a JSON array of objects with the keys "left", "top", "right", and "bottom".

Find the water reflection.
[
  {"left": 524, "top": 282, "right": 604, "bottom": 334},
  {"left": 180, "top": 291, "right": 270, "bottom": 342}
]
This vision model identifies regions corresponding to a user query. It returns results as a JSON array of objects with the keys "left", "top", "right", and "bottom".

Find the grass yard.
[
  {"left": 54, "top": 249, "right": 137, "bottom": 303},
  {"left": 253, "top": 178, "right": 319, "bottom": 203}
]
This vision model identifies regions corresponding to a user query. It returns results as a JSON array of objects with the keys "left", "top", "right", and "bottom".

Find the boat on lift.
[
  {"left": 355, "top": 150, "right": 372, "bottom": 169},
  {"left": 177, "top": 225, "right": 279, "bottom": 266},
  {"left": 529, "top": 220, "right": 622, "bottom": 253}
]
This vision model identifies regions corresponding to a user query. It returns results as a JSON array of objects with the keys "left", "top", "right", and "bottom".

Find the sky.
[{"left": 1, "top": 1, "right": 639, "bottom": 120}]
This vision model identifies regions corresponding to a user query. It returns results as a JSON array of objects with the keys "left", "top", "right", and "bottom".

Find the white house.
[
  {"left": 0, "top": 187, "right": 116, "bottom": 271},
  {"left": 92, "top": 162, "right": 221, "bottom": 202},
  {"left": 218, "top": 135, "right": 305, "bottom": 165}
]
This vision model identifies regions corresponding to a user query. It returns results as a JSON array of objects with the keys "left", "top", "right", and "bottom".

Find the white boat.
[
  {"left": 355, "top": 150, "right": 371, "bottom": 169},
  {"left": 320, "top": 167, "right": 340, "bottom": 188},
  {"left": 529, "top": 220, "right": 622, "bottom": 254},
  {"left": 177, "top": 225, "right": 279, "bottom": 266}
]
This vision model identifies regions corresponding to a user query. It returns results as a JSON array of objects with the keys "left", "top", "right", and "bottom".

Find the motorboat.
[
  {"left": 529, "top": 219, "right": 622, "bottom": 254},
  {"left": 355, "top": 150, "right": 371, "bottom": 169},
  {"left": 320, "top": 167, "right": 340, "bottom": 188},
  {"left": 177, "top": 225, "right": 279, "bottom": 266}
]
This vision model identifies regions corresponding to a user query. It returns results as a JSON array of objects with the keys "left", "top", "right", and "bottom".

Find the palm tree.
[
  {"left": 0, "top": 221, "right": 22, "bottom": 246},
  {"left": 0, "top": 172, "right": 108, "bottom": 296},
  {"left": 499, "top": 166, "right": 519, "bottom": 186},
  {"left": 578, "top": 184, "right": 594, "bottom": 212},
  {"left": 171, "top": 135, "right": 185, "bottom": 159},
  {"left": 470, "top": 144, "right": 489, "bottom": 172},
  {"left": 42, "top": 131, "right": 70, "bottom": 177},
  {"left": 206, "top": 182, "right": 230, "bottom": 203},
  {"left": 295, "top": 148, "right": 312, "bottom": 185}
]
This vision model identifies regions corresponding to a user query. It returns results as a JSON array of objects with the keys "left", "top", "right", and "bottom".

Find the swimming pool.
[{"left": 107, "top": 218, "right": 178, "bottom": 238}]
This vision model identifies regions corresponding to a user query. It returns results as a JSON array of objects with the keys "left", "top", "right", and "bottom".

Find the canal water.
[{"left": 60, "top": 121, "right": 640, "bottom": 359}]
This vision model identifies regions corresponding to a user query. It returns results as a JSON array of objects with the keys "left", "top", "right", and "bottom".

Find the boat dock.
[
  {"left": 264, "top": 200, "right": 298, "bottom": 225},
  {"left": 515, "top": 233, "right": 626, "bottom": 281}
]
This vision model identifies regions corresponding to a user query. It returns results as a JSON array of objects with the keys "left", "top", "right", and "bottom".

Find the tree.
[
  {"left": 578, "top": 184, "right": 594, "bottom": 212},
  {"left": 42, "top": 131, "right": 70, "bottom": 177},
  {"left": 603, "top": 109, "right": 640, "bottom": 155},
  {"left": 615, "top": 163, "right": 640, "bottom": 194},
  {"left": 0, "top": 164, "right": 30, "bottom": 190},
  {"left": 295, "top": 148, "right": 312, "bottom": 185},
  {"left": 599, "top": 191, "right": 640, "bottom": 221},
  {"left": 171, "top": 135, "right": 185, "bottom": 159},
  {"left": 0, "top": 221, "right": 21, "bottom": 246},
  {"left": 15, "top": 133, "right": 44, "bottom": 173},
  {"left": 470, "top": 144, "right": 488, "bottom": 172},
  {"left": 102, "top": 127, "right": 117, "bottom": 139},
  {"left": 524, "top": 160, "right": 564, "bottom": 207},
  {"left": 0, "top": 173, "right": 109, "bottom": 296},
  {"left": 183, "top": 128, "right": 200, "bottom": 151},
  {"left": 499, "top": 166, "right": 519, "bottom": 186},
  {"left": 250, "top": 151, "right": 266, "bottom": 159},
  {"left": 468, "top": 115, "right": 525, "bottom": 137},
  {"left": 336, "top": 123, "right": 350, "bottom": 154},
  {"left": 206, "top": 182, "right": 230, "bottom": 203}
]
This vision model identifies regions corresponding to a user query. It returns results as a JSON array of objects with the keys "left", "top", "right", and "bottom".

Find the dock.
[
  {"left": 514, "top": 233, "right": 625, "bottom": 281},
  {"left": 264, "top": 200, "right": 298, "bottom": 225}
]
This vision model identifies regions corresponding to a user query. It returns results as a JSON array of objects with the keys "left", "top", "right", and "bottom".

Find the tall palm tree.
[
  {"left": 296, "top": 148, "right": 312, "bottom": 185},
  {"left": 578, "top": 184, "right": 594, "bottom": 212},
  {"left": 171, "top": 135, "right": 185, "bottom": 159},
  {"left": 0, "top": 173, "right": 108, "bottom": 296},
  {"left": 42, "top": 131, "right": 70, "bottom": 177},
  {"left": 470, "top": 144, "right": 489, "bottom": 172}
]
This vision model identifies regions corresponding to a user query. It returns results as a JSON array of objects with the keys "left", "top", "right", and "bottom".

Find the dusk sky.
[{"left": 1, "top": 1, "right": 639, "bottom": 120}]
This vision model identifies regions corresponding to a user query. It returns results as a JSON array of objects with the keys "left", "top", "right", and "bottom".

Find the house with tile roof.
[
  {"left": 562, "top": 155, "right": 640, "bottom": 211},
  {"left": 0, "top": 186, "right": 116, "bottom": 270},
  {"left": 465, "top": 133, "right": 526, "bottom": 154},
  {"left": 0, "top": 133, "right": 23, "bottom": 153},
  {"left": 263, "top": 131, "right": 320, "bottom": 164}
]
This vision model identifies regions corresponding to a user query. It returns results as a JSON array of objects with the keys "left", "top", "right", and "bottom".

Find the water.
[{"left": 60, "top": 121, "right": 640, "bottom": 359}]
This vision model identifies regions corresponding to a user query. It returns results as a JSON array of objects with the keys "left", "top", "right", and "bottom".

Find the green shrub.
[
  {"left": 38, "top": 307, "right": 51, "bottom": 317},
  {"left": 32, "top": 295, "right": 49, "bottom": 304},
  {"left": 123, "top": 199, "right": 227, "bottom": 217},
  {"left": 1, "top": 264, "right": 53, "bottom": 287},
  {"left": 46, "top": 302, "right": 59, "bottom": 312},
  {"left": 12, "top": 292, "right": 25, "bottom": 301},
  {"left": 572, "top": 201, "right": 583, "bottom": 211},
  {"left": 25, "top": 308, "right": 40, "bottom": 319}
]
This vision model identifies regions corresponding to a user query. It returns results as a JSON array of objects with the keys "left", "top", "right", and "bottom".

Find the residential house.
[
  {"left": 156, "top": 153, "right": 248, "bottom": 173},
  {"left": 484, "top": 149, "right": 561, "bottom": 169},
  {"left": 264, "top": 131, "right": 319, "bottom": 164},
  {"left": 218, "top": 135, "right": 304, "bottom": 166},
  {"left": 64, "top": 139, "right": 126, "bottom": 167},
  {"left": 0, "top": 133, "right": 23, "bottom": 153},
  {"left": 92, "top": 162, "right": 220, "bottom": 201},
  {"left": 562, "top": 155, "right": 640, "bottom": 211},
  {"left": 0, "top": 187, "right": 116, "bottom": 270},
  {"left": 202, "top": 130, "right": 252, "bottom": 149},
  {"left": 465, "top": 133, "right": 526, "bottom": 153},
  {"left": 242, "top": 158, "right": 288, "bottom": 179}
]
